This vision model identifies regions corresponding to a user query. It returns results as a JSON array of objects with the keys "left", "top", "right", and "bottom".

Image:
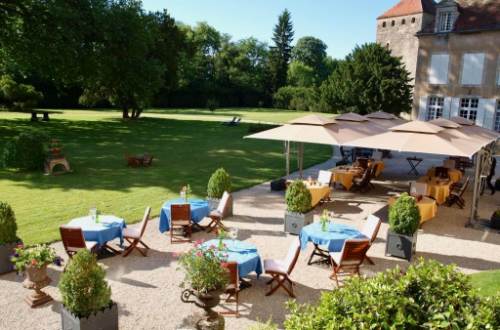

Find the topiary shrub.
[
  {"left": 285, "top": 258, "right": 500, "bottom": 329},
  {"left": 388, "top": 192, "right": 420, "bottom": 236},
  {"left": 207, "top": 168, "right": 231, "bottom": 199},
  {"left": 0, "top": 202, "right": 17, "bottom": 245},
  {"left": 58, "top": 250, "right": 112, "bottom": 318},
  {"left": 2, "top": 129, "right": 48, "bottom": 171},
  {"left": 285, "top": 180, "right": 312, "bottom": 214}
]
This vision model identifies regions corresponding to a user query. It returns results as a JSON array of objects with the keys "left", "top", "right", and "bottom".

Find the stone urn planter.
[
  {"left": 0, "top": 242, "right": 17, "bottom": 274},
  {"left": 181, "top": 289, "right": 224, "bottom": 330},
  {"left": 61, "top": 302, "right": 118, "bottom": 330},
  {"left": 23, "top": 264, "right": 53, "bottom": 307},
  {"left": 385, "top": 230, "right": 417, "bottom": 262},
  {"left": 284, "top": 211, "right": 313, "bottom": 235}
]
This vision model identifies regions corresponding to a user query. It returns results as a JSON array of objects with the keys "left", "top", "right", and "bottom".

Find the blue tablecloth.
[
  {"left": 201, "top": 239, "right": 263, "bottom": 278},
  {"left": 68, "top": 215, "right": 126, "bottom": 246},
  {"left": 299, "top": 222, "right": 366, "bottom": 252},
  {"left": 159, "top": 198, "right": 210, "bottom": 233}
]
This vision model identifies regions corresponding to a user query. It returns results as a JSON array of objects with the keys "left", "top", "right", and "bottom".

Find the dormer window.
[{"left": 438, "top": 11, "right": 454, "bottom": 32}]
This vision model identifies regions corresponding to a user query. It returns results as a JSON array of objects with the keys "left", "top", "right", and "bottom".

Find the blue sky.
[{"left": 142, "top": 0, "right": 398, "bottom": 59}]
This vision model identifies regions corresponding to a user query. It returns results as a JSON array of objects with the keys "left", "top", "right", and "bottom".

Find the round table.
[
  {"left": 302, "top": 181, "right": 331, "bottom": 207},
  {"left": 159, "top": 198, "right": 209, "bottom": 233},
  {"left": 331, "top": 167, "right": 363, "bottom": 190},
  {"left": 300, "top": 222, "right": 366, "bottom": 265},
  {"left": 67, "top": 215, "right": 126, "bottom": 246},
  {"left": 427, "top": 167, "right": 463, "bottom": 183},
  {"left": 418, "top": 177, "right": 452, "bottom": 205},
  {"left": 201, "top": 239, "right": 263, "bottom": 278},
  {"left": 388, "top": 196, "right": 437, "bottom": 224}
]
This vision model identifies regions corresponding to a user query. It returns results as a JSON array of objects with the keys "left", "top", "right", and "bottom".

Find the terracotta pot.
[{"left": 23, "top": 264, "right": 52, "bottom": 307}]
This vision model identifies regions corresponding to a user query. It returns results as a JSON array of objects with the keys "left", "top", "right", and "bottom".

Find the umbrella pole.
[
  {"left": 468, "top": 149, "right": 483, "bottom": 227},
  {"left": 285, "top": 141, "right": 290, "bottom": 177},
  {"left": 299, "top": 143, "right": 304, "bottom": 179}
]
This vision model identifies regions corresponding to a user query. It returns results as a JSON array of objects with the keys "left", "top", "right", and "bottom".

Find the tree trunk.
[{"left": 122, "top": 107, "right": 129, "bottom": 119}]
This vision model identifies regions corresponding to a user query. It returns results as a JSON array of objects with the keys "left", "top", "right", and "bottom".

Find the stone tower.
[{"left": 376, "top": 0, "right": 436, "bottom": 81}]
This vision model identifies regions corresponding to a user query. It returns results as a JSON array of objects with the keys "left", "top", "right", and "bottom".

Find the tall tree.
[
  {"left": 320, "top": 43, "right": 412, "bottom": 115},
  {"left": 269, "top": 9, "right": 294, "bottom": 92},
  {"left": 292, "top": 37, "right": 327, "bottom": 72}
]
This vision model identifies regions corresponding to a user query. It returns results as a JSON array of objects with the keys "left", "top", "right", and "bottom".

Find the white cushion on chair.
[
  {"left": 264, "top": 259, "right": 287, "bottom": 274},
  {"left": 318, "top": 170, "right": 332, "bottom": 185},
  {"left": 329, "top": 252, "right": 360, "bottom": 266},
  {"left": 123, "top": 227, "right": 141, "bottom": 239},
  {"left": 361, "top": 215, "right": 381, "bottom": 243}
]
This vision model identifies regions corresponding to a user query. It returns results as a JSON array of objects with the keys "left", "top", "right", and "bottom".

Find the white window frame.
[
  {"left": 495, "top": 100, "right": 500, "bottom": 132},
  {"left": 460, "top": 53, "right": 485, "bottom": 86},
  {"left": 428, "top": 53, "right": 450, "bottom": 85},
  {"left": 426, "top": 96, "right": 444, "bottom": 120},
  {"left": 459, "top": 97, "right": 479, "bottom": 123},
  {"left": 438, "top": 11, "right": 453, "bottom": 32}
]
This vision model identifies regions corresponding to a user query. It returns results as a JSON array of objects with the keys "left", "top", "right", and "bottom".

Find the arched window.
[
  {"left": 382, "top": 21, "right": 386, "bottom": 28},
  {"left": 391, "top": 20, "right": 395, "bottom": 26},
  {"left": 402, "top": 19, "right": 406, "bottom": 25},
  {"left": 411, "top": 17, "right": 416, "bottom": 23}
]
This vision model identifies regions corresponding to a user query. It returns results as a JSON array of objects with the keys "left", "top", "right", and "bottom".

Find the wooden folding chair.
[
  {"left": 122, "top": 207, "right": 151, "bottom": 257},
  {"left": 329, "top": 239, "right": 370, "bottom": 287},
  {"left": 360, "top": 215, "right": 381, "bottom": 265},
  {"left": 170, "top": 204, "right": 192, "bottom": 243},
  {"left": 446, "top": 176, "right": 470, "bottom": 209},
  {"left": 60, "top": 226, "right": 98, "bottom": 258},
  {"left": 206, "top": 191, "right": 231, "bottom": 233},
  {"left": 264, "top": 239, "right": 301, "bottom": 298},
  {"left": 220, "top": 261, "right": 240, "bottom": 317}
]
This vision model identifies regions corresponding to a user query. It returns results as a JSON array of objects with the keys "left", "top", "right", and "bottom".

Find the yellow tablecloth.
[
  {"left": 303, "top": 181, "right": 331, "bottom": 207},
  {"left": 370, "top": 160, "right": 385, "bottom": 177},
  {"left": 331, "top": 167, "right": 363, "bottom": 190},
  {"left": 417, "top": 177, "right": 452, "bottom": 205},
  {"left": 427, "top": 167, "right": 463, "bottom": 183},
  {"left": 388, "top": 196, "right": 438, "bottom": 224}
]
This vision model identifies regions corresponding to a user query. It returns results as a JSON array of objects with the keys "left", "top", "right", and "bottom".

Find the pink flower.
[
  {"left": 31, "top": 259, "right": 37, "bottom": 266},
  {"left": 195, "top": 251, "right": 202, "bottom": 257},
  {"left": 194, "top": 239, "right": 204, "bottom": 247},
  {"left": 209, "top": 244, "right": 216, "bottom": 250}
]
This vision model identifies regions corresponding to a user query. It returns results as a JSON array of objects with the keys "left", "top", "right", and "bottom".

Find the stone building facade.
[{"left": 377, "top": 0, "right": 500, "bottom": 132}]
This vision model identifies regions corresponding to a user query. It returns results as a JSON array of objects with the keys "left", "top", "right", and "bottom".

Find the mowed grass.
[
  {"left": 470, "top": 270, "right": 500, "bottom": 297},
  {"left": 0, "top": 109, "right": 332, "bottom": 244}
]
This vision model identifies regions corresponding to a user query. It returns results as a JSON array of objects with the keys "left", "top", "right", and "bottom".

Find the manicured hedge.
[{"left": 285, "top": 259, "right": 500, "bottom": 329}]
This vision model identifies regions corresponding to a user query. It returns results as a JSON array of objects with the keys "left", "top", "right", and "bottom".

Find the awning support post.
[
  {"left": 467, "top": 148, "right": 484, "bottom": 227},
  {"left": 298, "top": 142, "right": 304, "bottom": 179},
  {"left": 285, "top": 141, "right": 290, "bottom": 177}
]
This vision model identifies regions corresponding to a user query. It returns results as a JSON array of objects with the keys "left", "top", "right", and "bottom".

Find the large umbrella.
[
  {"left": 364, "top": 111, "right": 407, "bottom": 128},
  {"left": 429, "top": 118, "right": 499, "bottom": 148},
  {"left": 345, "top": 120, "right": 481, "bottom": 158}
]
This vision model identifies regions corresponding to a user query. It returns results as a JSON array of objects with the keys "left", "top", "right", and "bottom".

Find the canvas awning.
[{"left": 364, "top": 111, "right": 407, "bottom": 128}]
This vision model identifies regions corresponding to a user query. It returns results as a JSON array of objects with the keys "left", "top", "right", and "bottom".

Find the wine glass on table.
[{"left": 229, "top": 228, "right": 238, "bottom": 246}]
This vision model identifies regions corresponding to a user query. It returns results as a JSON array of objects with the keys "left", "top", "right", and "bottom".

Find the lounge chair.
[
  {"left": 206, "top": 191, "right": 231, "bottom": 233},
  {"left": 329, "top": 239, "right": 370, "bottom": 287},
  {"left": 122, "top": 207, "right": 151, "bottom": 257},
  {"left": 220, "top": 261, "right": 240, "bottom": 317},
  {"left": 446, "top": 176, "right": 470, "bottom": 209},
  {"left": 264, "top": 239, "right": 301, "bottom": 298},
  {"left": 222, "top": 117, "right": 241, "bottom": 126},
  {"left": 170, "top": 204, "right": 192, "bottom": 243},
  {"left": 360, "top": 215, "right": 381, "bottom": 265},
  {"left": 60, "top": 226, "right": 98, "bottom": 258}
]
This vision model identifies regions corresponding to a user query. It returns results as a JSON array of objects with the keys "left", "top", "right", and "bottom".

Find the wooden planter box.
[
  {"left": 385, "top": 230, "right": 417, "bottom": 262},
  {"left": 61, "top": 302, "right": 118, "bottom": 330},
  {"left": 0, "top": 242, "right": 17, "bottom": 274},
  {"left": 284, "top": 211, "right": 313, "bottom": 235}
]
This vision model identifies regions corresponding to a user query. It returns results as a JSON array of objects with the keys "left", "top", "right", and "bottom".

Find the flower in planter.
[
  {"left": 178, "top": 246, "right": 228, "bottom": 293},
  {"left": 11, "top": 244, "right": 57, "bottom": 273}
]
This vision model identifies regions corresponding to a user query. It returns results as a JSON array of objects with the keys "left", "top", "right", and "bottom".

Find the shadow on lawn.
[{"left": 0, "top": 116, "right": 330, "bottom": 194}]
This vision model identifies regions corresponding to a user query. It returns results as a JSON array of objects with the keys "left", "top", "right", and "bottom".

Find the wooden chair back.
[
  {"left": 284, "top": 239, "right": 301, "bottom": 275},
  {"left": 458, "top": 176, "right": 470, "bottom": 196},
  {"left": 339, "top": 239, "right": 370, "bottom": 266},
  {"left": 139, "top": 207, "right": 152, "bottom": 237},
  {"left": 222, "top": 261, "right": 239, "bottom": 289},
  {"left": 361, "top": 215, "right": 381, "bottom": 243},
  {"left": 171, "top": 204, "right": 191, "bottom": 223},
  {"left": 356, "top": 157, "right": 369, "bottom": 169},
  {"left": 318, "top": 170, "right": 332, "bottom": 186},
  {"left": 60, "top": 226, "right": 86, "bottom": 252},
  {"left": 410, "top": 181, "right": 427, "bottom": 197},
  {"left": 435, "top": 166, "right": 449, "bottom": 179},
  {"left": 217, "top": 191, "right": 231, "bottom": 214}
]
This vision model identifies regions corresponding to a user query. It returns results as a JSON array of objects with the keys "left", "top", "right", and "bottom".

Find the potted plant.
[
  {"left": 385, "top": 193, "right": 420, "bottom": 261},
  {"left": 0, "top": 201, "right": 20, "bottom": 274},
  {"left": 207, "top": 168, "right": 232, "bottom": 216},
  {"left": 490, "top": 209, "right": 500, "bottom": 230},
  {"left": 284, "top": 180, "right": 313, "bottom": 235},
  {"left": 11, "top": 244, "right": 60, "bottom": 307},
  {"left": 178, "top": 243, "right": 228, "bottom": 329},
  {"left": 59, "top": 250, "right": 117, "bottom": 330}
]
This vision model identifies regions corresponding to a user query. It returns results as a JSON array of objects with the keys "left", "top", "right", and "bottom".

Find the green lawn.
[
  {"left": 470, "top": 270, "right": 500, "bottom": 297},
  {"left": 0, "top": 109, "right": 332, "bottom": 244}
]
